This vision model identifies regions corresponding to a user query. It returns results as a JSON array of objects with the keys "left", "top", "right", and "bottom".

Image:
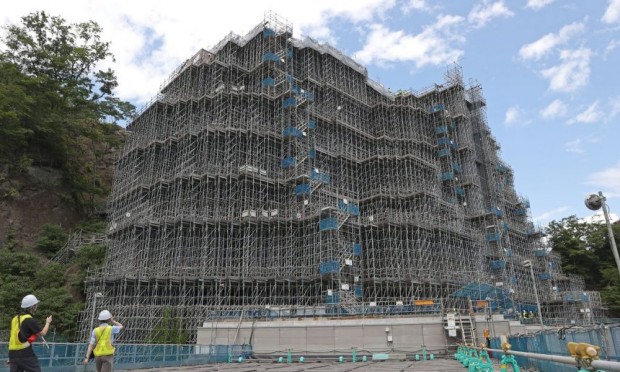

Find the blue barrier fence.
[
  {"left": 490, "top": 324, "right": 620, "bottom": 372},
  {"left": 0, "top": 343, "right": 252, "bottom": 372}
]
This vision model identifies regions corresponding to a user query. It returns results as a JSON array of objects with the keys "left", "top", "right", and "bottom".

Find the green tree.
[
  {"left": 0, "top": 11, "right": 133, "bottom": 211},
  {"left": 149, "top": 308, "right": 189, "bottom": 344},
  {"left": 35, "top": 224, "right": 67, "bottom": 258},
  {"left": 547, "top": 216, "right": 620, "bottom": 317}
]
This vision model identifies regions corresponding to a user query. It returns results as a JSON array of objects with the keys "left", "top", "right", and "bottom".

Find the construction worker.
[
  {"left": 483, "top": 328, "right": 491, "bottom": 348},
  {"left": 84, "top": 310, "right": 123, "bottom": 372},
  {"left": 8, "top": 294, "right": 52, "bottom": 372}
]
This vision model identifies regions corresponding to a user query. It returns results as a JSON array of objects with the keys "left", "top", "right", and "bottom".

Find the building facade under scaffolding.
[{"left": 80, "top": 13, "right": 603, "bottom": 343}]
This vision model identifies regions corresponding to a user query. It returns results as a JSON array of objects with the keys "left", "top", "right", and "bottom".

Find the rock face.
[{"left": 0, "top": 126, "right": 126, "bottom": 249}]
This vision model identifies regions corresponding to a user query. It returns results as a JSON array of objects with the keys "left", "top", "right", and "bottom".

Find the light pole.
[
  {"left": 523, "top": 260, "right": 544, "bottom": 331},
  {"left": 585, "top": 192, "right": 620, "bottom": 277},
  {"left": 89, "top": 292, "right": 104, "bottom": 333}
]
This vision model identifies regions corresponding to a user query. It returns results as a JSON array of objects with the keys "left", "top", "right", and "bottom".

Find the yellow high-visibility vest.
[
  {"left": 9, "top": 314, "right": 32, "bottom": 350},
  {"left": 93, "top": 325, "right": 115, "bottom": 356}
]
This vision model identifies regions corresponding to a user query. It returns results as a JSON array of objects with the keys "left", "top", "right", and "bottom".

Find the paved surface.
[{"left": 123, "top": 359, "right": 474, "bottom": 371}]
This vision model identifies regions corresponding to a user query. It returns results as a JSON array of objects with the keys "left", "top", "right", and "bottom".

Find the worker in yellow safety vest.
[
  {"left": 83, "top": 310, "right": 124, "bottom": 372},
  {"left": 8, "top": 294, "right": 53, "bottom": 372}
]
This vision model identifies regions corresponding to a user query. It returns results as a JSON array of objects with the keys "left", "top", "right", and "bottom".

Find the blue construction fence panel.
[
  {"left": 354, "top": 285, "right": 363, "bottom": 298},
  {"left": 434, "top": 126, "right": 448, "bottom": 135},
  {"left": 486, "top": 232, "right": 500, "bottom": 242},
  {"left": 308, "top": 119, "right": 317, "bottom": 129},
  {"left": 490, "top": 260, "right": 505, "bottom": 269},
  {"left": 451, "top": 163, "right": 462, "bottom": 173},
  {"left": 263, "top": 28, "right": 275, "bottom": 37},
  {"left": 319, "top": 260, "right": 340, "bottom": 273},
  {"left": 441, "top": 172, "right": 455, "bottom": 181},
  {"left": 490, "top": 326, "right": 620, "bottom": 372},
  {"left": 326, "top": 293, "right": 340, "bottom": 304},
  {"left": 308, "top": 148, "right": 316, "bottom": 158},
  {"left": 0, "top": 343, "right": 252, "bottom": 372}
]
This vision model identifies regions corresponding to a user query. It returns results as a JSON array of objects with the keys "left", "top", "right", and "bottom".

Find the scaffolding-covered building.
[{"left": 80, "top": 13, "right": 603, "bottom": 343}]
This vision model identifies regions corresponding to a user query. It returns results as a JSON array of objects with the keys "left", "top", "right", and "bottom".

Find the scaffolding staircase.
[{"left": 443, "top": 312, "right": 476, "bottom": 346}]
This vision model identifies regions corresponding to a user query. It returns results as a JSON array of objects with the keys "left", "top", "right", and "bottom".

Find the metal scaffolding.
[{"left": 80, "top": 12, "right": 602, "bottom": 343}]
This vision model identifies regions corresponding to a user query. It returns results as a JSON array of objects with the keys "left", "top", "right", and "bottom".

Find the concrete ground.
[{"left": 125, "top": 359, "right": 474, "bottom": 371}]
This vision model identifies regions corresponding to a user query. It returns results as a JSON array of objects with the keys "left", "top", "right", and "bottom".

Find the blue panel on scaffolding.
[
  {"left": 263, "top": 28, "right": 275, "bottom": 38},
  {"left": 308, "top": 148, "right": 316, "bottom": 159},
  {"left": 504, "top": 248, "right": 513, "bottom": 257},
  {"left": 353, "top": 243, "right": 362, "bottom": 256},
  {"left": 281, "top": 156, "right": 297, "bottom": 168},
  {"left": 539, "top": 272, "right": 551, "bottom": 281},
  {"left": 354, "top": 285, "right": 363, "bottom": 298},
  {"left": 534, "top": 249, "right": 548, "bottom": 257},
  {"left": 325, "top": 293, "right": 340, "bottom": 304},
  {"left": 282, "top": 127, "right": 304, "bottom": 138},
  {"left": 437, "top": 137, "right": 452, "bottom": 146},
  {"left": 348, "top": 204, "right": 360, "bottom": 216},
  {"left": 498, "top": 164, "right": 507, "bottom": 173},
  {"left": 437, "top": 148, "right": 451, "bottom": 158},
  {"left": 490, "top": 207, "right": 503, "bottom": 217},
  {"left": 282, "top": 97, "right": 296, "bottom": 108},
  {"left": 502, "top": 223, "right": 510, "bottom": 232},
  {"left": 455, "top": 186, "right": 465, "bottom": 196},
  {"left": 285, "top": 74, "right": 294, "bottom": 82},
  {"left": 514, "top": 208, "right": 527, "bottom": 216},
  {"left": 429, "top": 103, "right": 445, "bottom": 113},
  {"left": 451, "top": 163, "right": 462, "bottom": 173},
  {"left": 319, "top": 260, "right": 340, "bottom": 274},
  {"left": 490, "top": 260, "right": 505, "bottom": 269},
  {"left": 287, "top": 49, "right": 293, "bottom": 58},
  {"left": 308, "top": 119, "right": 317, "bottom": 129},
  {"left": 261, "top": 77, "right": 275, "bottom": 87},
  {"left": 292, "top": 85, "right": 301, "bottom": 94},
  {"left": 295, "top": 184, "right": 311, "bottom": 196},
  {"left": 511, "top": 276, "right": 518, "bottom": 284},
  {"left": 435, "top": 126, "right": 448, "bottom": 135},
  {"left": 262, "top": 52, "right": 280, "bottom": 63},
  {"left": 319, "top": 217, "right": 338, "bottom": 231},
  {"left": 486, "top": 233, "right": 500, "bottom": 241},
  {"left": 441, "top": 172, "right": 455, "bottom": 181},
  {"left": 311, "top": 169, "right": 331, "bottom": 184}
]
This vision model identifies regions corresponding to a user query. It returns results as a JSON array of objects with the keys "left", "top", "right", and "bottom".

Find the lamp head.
[{"left": 585, "top": 194, "right": 603, "bottom": 211}]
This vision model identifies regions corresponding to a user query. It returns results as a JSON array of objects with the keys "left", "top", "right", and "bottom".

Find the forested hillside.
[{"left": 0, "top": 11, "right": 132, "bottom": 340}]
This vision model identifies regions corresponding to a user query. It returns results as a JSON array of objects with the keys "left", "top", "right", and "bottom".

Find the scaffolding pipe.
[{"left": 486, "top": 348, "right": 620, "bottom": 372}]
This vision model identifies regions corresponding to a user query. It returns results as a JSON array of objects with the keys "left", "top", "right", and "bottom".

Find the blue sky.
[{"left": 3, "top": 0, "right": 619, "bottom": 226}]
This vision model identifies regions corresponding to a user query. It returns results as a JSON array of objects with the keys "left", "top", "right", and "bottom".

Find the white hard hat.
[
  {"left": 21, "top": 294, "right": 39, "bottom": 309},
  {"left": 98, "top": 310, "right": 112, "bottom": 321}
]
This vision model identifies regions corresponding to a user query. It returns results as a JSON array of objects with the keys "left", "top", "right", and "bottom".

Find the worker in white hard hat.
[
  {"left": 83, "top": 309, "right": 124, "bottom": 372},
  {"left": 8, "top": 294, "right": 52, "bottom": 372}
]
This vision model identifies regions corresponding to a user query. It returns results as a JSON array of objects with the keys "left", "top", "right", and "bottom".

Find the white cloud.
[
  {"left": 402, "top": 0, "right": 434, "bottom": 13},
  {"left": 518, "top": 22, "right": 585, "bottom": 61},
  {"left": 526, "top": 0, "right": 555, "bottom": 11},
  {"left": 565, "top": 139, "right": 584, "bottom": 154},
  {"left": 586, "top": 161, "right": 620, "bottom": 199},
  {"left": 567, "top": 101, "right": 602, "bottom": 124},
  {"left": 504, "top": 106, "right": 521, "bottom": 125},
  {"left": 1, "top": 0, "right": 398, "bottom": 105},
  {"left": 540, "top": 99, "right": 567, "bottom": 119},
  {"left": 602, "top": 0, "right": 620, "bottom": 24},
  {"left": 611, "top": 96, "right": 620, "bottom": 117},
  {"left": 604, "top": 40, "right": 619, "bottom": 58},
  {"left": 468, "top": 0, "right": 514, "bottom": 28},
  {"left": 541, "top": 48, "right": 591, "bottom": 92},
  {"left": 355, "top": 14, "right": 465, "bottom": 67},
  {"left": 534, "top": 205, "right": 571, "bottom": 223}
]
